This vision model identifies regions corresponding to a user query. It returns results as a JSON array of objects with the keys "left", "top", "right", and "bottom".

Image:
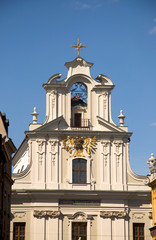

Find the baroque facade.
[{"left": 11, "top": 52, "right": 152, "bottom": 240}]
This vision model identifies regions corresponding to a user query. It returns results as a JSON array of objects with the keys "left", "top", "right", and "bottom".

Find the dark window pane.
[
  {"left": 80, "top": 171, "right": 86, "bottom": 183},
  {"left": 72, "top": 222, "right": 87, "bottom": 240},
  {"left": 13, "top": 223, "right": 25, "bottom": 240},
  {"left": 80, "top": 159, "right": 86, "bottom": 170},
  {"left": 133, "top": 223, "right": 144, "bottom": 240},
  {"left": 80, "top": 223, "right": 87, "bottom": 235},
  {"left": 73, "top": 171, "right": 78, "bottom": 183},
  {"left": 73, "top": 159, "right": 79, "bottom": 170}
]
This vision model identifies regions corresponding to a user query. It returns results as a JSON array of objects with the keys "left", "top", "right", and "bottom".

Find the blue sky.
[{"left": 0, "top": 0, "right": 156, "bottom": 175}]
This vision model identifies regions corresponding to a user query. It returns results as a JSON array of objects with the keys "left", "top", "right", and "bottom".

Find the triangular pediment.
[
  {"left": 97, "top": 116, "right": 126, "bottom": 132},
  {"left": 32, "top": 116, "right": 68, "bottom": 132}
]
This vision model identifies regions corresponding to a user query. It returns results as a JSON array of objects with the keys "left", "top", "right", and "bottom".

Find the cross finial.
[{"left": 70, "top": 38, "right": 86, "bottom": 56}]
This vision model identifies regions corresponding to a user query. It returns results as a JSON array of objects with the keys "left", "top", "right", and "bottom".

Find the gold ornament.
[
  {"left": 62, "top": 136, "right": 96, "bottom": 157},
  {"left": 70, "top": 38, "right": 86, "bottom": 56}
]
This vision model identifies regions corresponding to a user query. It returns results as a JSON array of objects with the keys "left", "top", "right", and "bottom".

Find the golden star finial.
[{"left": 70, "top": 38, "right": 86, "bottom": 56}]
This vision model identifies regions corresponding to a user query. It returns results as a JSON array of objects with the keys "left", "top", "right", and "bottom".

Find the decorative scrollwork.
[
  {"left": 100, "top": 210, "right": 127, "bottom": 218},
  {"left": 71, "top": 83, "right": 87, "bottom": 103},
  {"left": 33, "top": 210, "right": 61, "bottom": 219}
]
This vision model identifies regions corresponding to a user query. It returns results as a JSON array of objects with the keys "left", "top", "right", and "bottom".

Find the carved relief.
[
  {"left": 114, "top": 141, "right": 123, "bottom": 167},
  {"left": 132, "top": 213, "right": 145, "bottom": 220},
  {"left": 62, "top": 136, "right": 96, "bottom": 157},
  {"left": 13, "top": 212, "right": 26, "bottom": 219},
  {"left": 51, "top": 90, "right": 57, "bottom": 107},
  {"left": 103, "top": 100, "right": 107, "bottom": 110},
  {"left": 37, "top": 140, "right": 46, "bottom": 153},
  {"left": 68, "top": 212, "right": 93, "bottom": 221},
  {"left": 75, "top": 214, "right": 87, "bottom": 221},
  {"left": 33, "top": 210, "right": 61, "bottom": 219},
  {"left": 101, "top": 92, "right": 108, "bottom": 98},
  {"left": 101, "top": 141, "right": 110, "bottom": 167},
  {"left": 37, "top": 140, "right": 46, "bottom": 180},
  {"left": 49, "top": 140, "right": 58, "bottom": 166},
  {"left": 100, "top": 210, "right": 127, "bottom": 218}
]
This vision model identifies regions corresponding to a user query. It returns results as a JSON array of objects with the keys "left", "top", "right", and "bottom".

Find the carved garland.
[
  {"left": 33, "top": 210, "right": 61, "bottom": 219},
  {"left": 100, "top": 210, "right": 127, "bottom": 218}
]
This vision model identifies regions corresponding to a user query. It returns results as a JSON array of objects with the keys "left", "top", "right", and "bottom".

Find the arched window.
[
  {"left": 72, "top": 158, "right": 87, "bottom": 184},
  {"left": 71, "top": 83, "right": 87, "bottom": 104},
  {"left": 71, "top": 83, "right": 88, "bottom": 128}
]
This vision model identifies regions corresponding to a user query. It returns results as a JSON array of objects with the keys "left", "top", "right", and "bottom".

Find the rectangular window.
[
  {"left": 133, "top": 223, "right": 144, "bottom": 240},
  {"left": 72, "top": 222, "right": 87, "bottom": 240},
  {"left": 13, "top": 222, "right": 25, "bottom": 240},
  {"left": 72, "top": 159, "right": 87, "bottom": 184}
]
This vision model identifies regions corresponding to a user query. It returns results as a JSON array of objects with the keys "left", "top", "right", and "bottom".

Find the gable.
[
  {"left": 97, "top": 116, "right": 126, "bottom": 133},
  {"left": 32, "top": 116, "right": 68, "bottom": 132}
]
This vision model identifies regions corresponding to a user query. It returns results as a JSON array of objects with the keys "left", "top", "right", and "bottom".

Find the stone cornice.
[
  {"left": 25, "top": 130, "right": 132, "bottom": 138},
  {"left": 11, "top": 189, "right": 151, "bottom": 201}
]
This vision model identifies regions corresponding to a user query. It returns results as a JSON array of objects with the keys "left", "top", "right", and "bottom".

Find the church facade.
[{"left": 11, "top": 52, "right": 152, "bottom": 239}]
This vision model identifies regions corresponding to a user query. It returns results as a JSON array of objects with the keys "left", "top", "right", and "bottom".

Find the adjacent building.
[
  {"left": 0, "top": 112, "right": 16, "bottom": 240},
  {"left": 11, "top": 49, "right": 152, "bottom": 239},
  {"left": 147, "top": 153, "right": 156, "bottom": 239}
]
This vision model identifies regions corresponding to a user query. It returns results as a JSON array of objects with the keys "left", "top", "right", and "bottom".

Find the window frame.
[
  {"left": 72, "top": 222, "right": 87, "bottom": 240},
  {"left": 72, "top": 158, "right": 87, "bottom": 184},
  {"left": 133, "top": 223, "right": 144, "bottom": 240},
  {"left": 67, "top": 212, "right": 92, "bottom": 240},
  {"left": 13, "top": 222, "right": 25, "bottom": 240}
]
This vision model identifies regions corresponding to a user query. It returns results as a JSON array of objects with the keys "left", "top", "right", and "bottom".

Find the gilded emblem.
[{"left": 62, "top": 136, "right": 96, "bottom": 157}]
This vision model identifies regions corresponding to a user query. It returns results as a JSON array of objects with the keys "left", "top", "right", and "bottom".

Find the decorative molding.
[
  {"left": 103, "top": 99, "right": 107, "bottom": 109},
  {"left": 13, "top": 212, "right": 26, "bottom": 219},
  {"left": 102, "top": 92, "right": 108, "bottom": 98},
  {"left": 132, "top": 213, "right": 145, "bottom": 220},
  {"left": 114, "top": 141, "right": 123, "bottom": 167},
  {"left": 37, "top": 139, "right": 46, "bottom": 153},
  {"left": 101, "top": 141, "right": 110, "bottom": 167},
  {"left": 37, "top": 140, "right": 46, "bottom": 180},
  {"left": 67, "top": 212, "right": 94, "bottom": 223},
  {"left": 49, "top": 140, "right": 58, "bottom": 166},
  {"left": 33, "top": 210, "right": 61, "bottom": 219},
  {"left": 100, "top": 210, "right": 127, "bottom": 218},
  {"left": 51, "top": 91, "right": 57, "bottom": 107}
]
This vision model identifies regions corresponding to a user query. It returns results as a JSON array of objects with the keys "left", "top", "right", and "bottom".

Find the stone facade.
[{"left": 11, "top": 56, "right": 152, "bottom": 240}]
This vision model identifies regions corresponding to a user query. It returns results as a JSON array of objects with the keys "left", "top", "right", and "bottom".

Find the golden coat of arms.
[{"left": 62, "top": 136, "right": 96, "bottom": 157}]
